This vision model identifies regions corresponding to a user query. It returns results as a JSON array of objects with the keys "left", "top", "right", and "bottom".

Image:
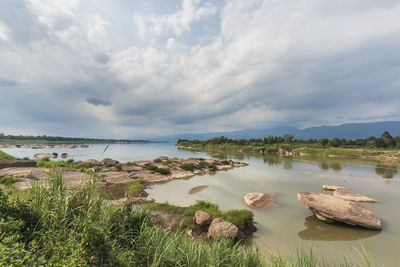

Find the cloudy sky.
[{"left": 1, "top": 0, "right": 400, "bottom": 138}]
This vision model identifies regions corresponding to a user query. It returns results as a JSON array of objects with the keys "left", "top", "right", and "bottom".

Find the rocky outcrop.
[
  {"left": 297, "top": 192, "right": 382, "bottom": 230},
  {"left": 207, "top": 218, "right": 238, "bottom": 238},
  {"left": 0, "top": 160, "right": 36, "bottom": 169},
  {"left": 100, "top": 158, "right": 119, "bottom": 165},
  {"left": 243, "top": 192, "right": 278, "bottom": 210},
  {"left": 322, "top": 185, "right": 377, "bottom": 203},
  {"left": 195, "top": 210, "right": 211, "bottom": 226}
]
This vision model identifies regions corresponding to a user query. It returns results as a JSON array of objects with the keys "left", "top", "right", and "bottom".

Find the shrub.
[
  {"left": 221, "top": 210, "right": 254, "bottom": 231},
  {"left": 153, "top": 158, "right": 162, "bottom": 163},
  {"left": 52, "top": 152, "right": 58, "bottom": 158},
  {"left": 155, "top": 168, "right": 170, "bottom": 175},
  {"left": 115, "top": 164, "right": 122, "bottom": 171},
  {"left": 126, "top": 179, "right": 145, "bottom": 197},
  {"left": 180, "top": 163, "right": 197, "bottom": 171},
  {"left": 221, "top": 160, "right": 231, "bottom": 165}
]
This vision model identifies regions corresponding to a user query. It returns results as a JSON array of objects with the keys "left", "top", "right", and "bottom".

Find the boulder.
[
  {"left": 195, "top": 210, "right": 211, "bottom": 226},
  {"left": 34, "top": 153, "right": 53, "bottom": 159},
  {"left": 100, "top": 158, "right": 119, "bottom": 165},
  {"left": 243, "top": 192, "right": 278, "bottom": 210},
  {"left": 297, "top": 192, "right": 382, "bottom": 230},
  {"left": 322, "top": 185, "right": 377, "bottom": 203},
  {"left": 207, "top": 218, "right": 238, "bottom": 238},
  {"left": 0, "top": 160, "right": 36, "bottom": 169}
]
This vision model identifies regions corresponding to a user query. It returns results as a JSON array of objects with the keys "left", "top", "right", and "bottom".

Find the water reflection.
[
  {"left": 298, "top": 216, "right": 380, "bottom": 241},
  {"left": 375, "top": 164, "right": 397, "bottom": 179},
  {"left": 318, "top": 161, "right": 343, "bottom": 172}
]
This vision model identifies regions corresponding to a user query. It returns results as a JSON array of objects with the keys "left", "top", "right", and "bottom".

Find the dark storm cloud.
[{"left": 86, "top": 97, "right": 111, "bottom": 106}]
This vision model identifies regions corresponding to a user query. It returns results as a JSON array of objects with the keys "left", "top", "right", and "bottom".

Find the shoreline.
[{"left": 176, "top": 145, "right": 400, "bottom": 163}]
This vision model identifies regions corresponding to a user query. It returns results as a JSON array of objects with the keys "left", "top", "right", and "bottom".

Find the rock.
[
  {"left": 195, "top": 210, "right": 211, "bottom": 226},
  {"left": 243, "top": 192, "right": 278, "bottom": 210},
  {"left": 34, "top": 153, "right": 54, "bottom": 159},
  {"left": 188, "top": 185, "right": 210, "bottom": 194},
  {"left": 0, "top": 160, "right": 36, "bottom": 169},
  {"left": 100, "top": 158, "right": 119, "bottom": 165},
  {"left": 131, "top": 197, "right": 155, "bottom": 203},
  {"left": 322, "top": 185, "right": 344, "bottom": 191},
  {"left": 186, "top": 229, "right": 194, "bottom": 237},
  {"left": 322, "top": 185, "right": 377, "bottom": 203},
  {"left": 207, "top": 218, "right": 238, "bottom": 238},
  {"left": 334, "top": 188, "right": 378, "bottom": 203},
  {"left": 297, "top": 192, "right": 382, "bottom": 230}
]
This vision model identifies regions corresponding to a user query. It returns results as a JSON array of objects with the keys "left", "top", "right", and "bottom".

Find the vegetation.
[
  {"left": 0, "top": 169, "right": 378, "bottom": 266},
  {"left": 125, "top": 179, "right": 145, "bottom": 197},
  {"left": 142, "top": 164, "right": 171, "bottom": 175},
  {"left": 0, "top": 133, "right": 151, "bottom": 144},
  {"left": 0, "top": 150, "right": 16, "bottom": 160},
  {"left": 0, "top": 176, "right": 22, "bottom": 186},
  {"left": 177, "top": 131, "right": 400, "bottom": 158}
]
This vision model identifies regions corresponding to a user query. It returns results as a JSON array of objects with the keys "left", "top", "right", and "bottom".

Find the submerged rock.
[
  {"left": 243, "top": 192, "right": 278, "bottom": 210},
  {"left": 207, "top": 218, "right": 238, "bottom": 238},
  {"left": 297, "top": 192, "right": 382, "bottom": 230},
  {"left": 195, "top": 210, "right": 211, "bottom": 226},
  {"left": 188, "top": 185, "right": 210, "bottom": 194},
  {"left": 322, "top": 185, "right": 344, "bottom": 191}
]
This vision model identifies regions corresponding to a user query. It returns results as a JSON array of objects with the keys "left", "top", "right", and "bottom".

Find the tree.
[
  {"left": 283, "top": 134, "right": 294, "bottom": 143},
  {"left": 381, "top": 131, "right": 395, "bottom": 148},
  {"left": 329, "top": 138, "right": 342, "bottom": 147}
]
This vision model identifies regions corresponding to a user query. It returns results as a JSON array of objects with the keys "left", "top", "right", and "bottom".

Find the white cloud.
[
  {"left": 0, "top": 24, "right": 9, "bottom": 41},
  {"left": 134, "top": 0, "right": 217, "bottom": 38}
]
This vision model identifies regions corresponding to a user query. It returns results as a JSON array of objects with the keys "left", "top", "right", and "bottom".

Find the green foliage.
[
  {"left": 153, "top": 158, "right": 162, "bottom": 163},
  {"left": 36, "top": 159, "right": 69, "bottom": 168},
  {"left": 126, "top": 179, "right": 145, "bottom": 197},
  {"left": 143, "top": 201, "right": 185, "bottom": 214},
  {"left": 142, "top": 164, "right": 171, "bottom": 175},
  {"left": 183, "top": 201, "right": 254, "bottom": 231},
  {"left": 115, "top": 164, "right": 122, "bottom": 171},
  {"left": 0, "top": 176, "right": 22, "bottom": 186},
  {"left": 0, "top": 150, "right": 16, "bottom": 160},
  {"left": 180, "top": 163, "right": 197, "bottom": 171}
]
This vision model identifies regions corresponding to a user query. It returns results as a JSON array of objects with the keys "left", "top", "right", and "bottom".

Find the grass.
[
  {"left": 125, "top": 179, "right": 145, "bottom": 197},
  {"left": 0, "top": 176, "right": 22, "bottom": 186},
  {"left": 0, "top": 150, "right": 16, "bottom": 160},
  {"left": 0, "top": 169, "right": 379, "bottom": 266}
]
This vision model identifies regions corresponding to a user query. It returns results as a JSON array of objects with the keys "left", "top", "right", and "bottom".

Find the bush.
[
  {"left": 221, "top": 210, "right": 254, "bottom": 231},
  {"left": 142, "top": 164, "right": 171, "bottom": 175},
  {"left": 126, "top": 179, "right": 145, "bottom": 197},
  {"left": 180, "top": 163, "right": 197, "bottom": 171},
  {"left": 153, "top": 158, "right": 162, "bottom": 163},
  {"left": 115, "top": 164, "right": 122, "bottom": 171}
]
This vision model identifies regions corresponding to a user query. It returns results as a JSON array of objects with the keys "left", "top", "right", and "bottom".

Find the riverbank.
[{"left": 176, "top": 142, "right": 400, "bottom": 163}]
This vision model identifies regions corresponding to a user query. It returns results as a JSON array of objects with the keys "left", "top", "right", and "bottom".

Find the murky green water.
[{"left": 3, "top": 143, "right": 400, "bottom": 266}]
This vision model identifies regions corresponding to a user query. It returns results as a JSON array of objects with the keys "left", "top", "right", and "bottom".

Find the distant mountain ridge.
[{"left": 133, "top": 121, "right": 400, "bottom": 142}]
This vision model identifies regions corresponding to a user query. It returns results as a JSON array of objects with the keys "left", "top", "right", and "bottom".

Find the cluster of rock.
[
  {"left": 298, "top": 185, "right": 381, "bottom": 230},
  {"left": 0, "top": 144, "right": 89, "bottom": 149},
  {"left": 193, "top": 210, "right": 239, "bottom": 239}
]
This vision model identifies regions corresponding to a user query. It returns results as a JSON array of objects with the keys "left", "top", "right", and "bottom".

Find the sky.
[{"left": 0, "top": 0, "right": 400, "bottom": 138}]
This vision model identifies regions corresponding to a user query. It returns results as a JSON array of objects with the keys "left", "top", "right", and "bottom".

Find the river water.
[{"left": 3, "top": 143, "right": 400, "bottom": 266}]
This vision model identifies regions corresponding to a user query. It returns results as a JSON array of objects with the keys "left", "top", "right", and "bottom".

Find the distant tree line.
[
  {"left": 0, "top": 133, "right": 150, "bottom": 143},
  {"left": 178, "top": 131, "right": 400, "bottom": 149}
]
